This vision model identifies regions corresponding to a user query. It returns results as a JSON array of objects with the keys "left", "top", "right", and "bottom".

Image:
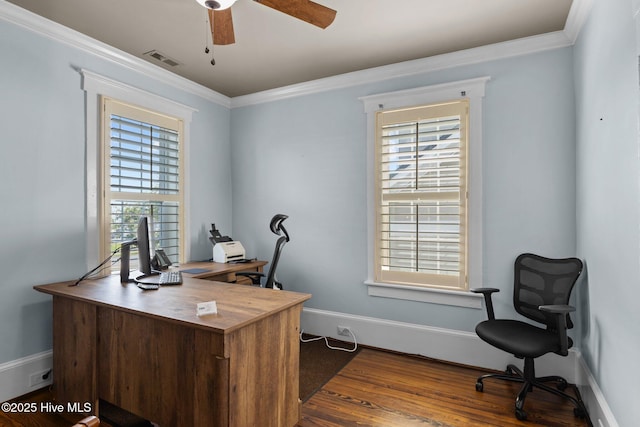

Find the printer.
[{"left": 213, "top": 241, "right": 246, "bottom": 263}]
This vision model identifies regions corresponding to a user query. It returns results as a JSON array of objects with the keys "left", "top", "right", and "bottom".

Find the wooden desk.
[
  {"left": 180, "top": 260, "right": 268, "bottom": 285},
  {"left": 34, "top": 271, "right": 310, "bottom": 427}
]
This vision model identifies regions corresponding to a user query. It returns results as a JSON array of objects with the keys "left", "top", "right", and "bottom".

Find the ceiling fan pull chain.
[
  {"left": 204, "top": 11, "right": 210, "bottom": 53},
  {"left": 204, "top": 10, "right": 216, "bottom": 65}
]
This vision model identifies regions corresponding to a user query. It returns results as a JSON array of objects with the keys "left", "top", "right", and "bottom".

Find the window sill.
[{"left": 364, "top": 280, "right": 483, "bottom": 309}]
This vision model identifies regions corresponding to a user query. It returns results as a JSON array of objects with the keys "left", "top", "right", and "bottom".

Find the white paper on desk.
[{"left": 197, "top": 300, "right": 218, "bottom": 316}]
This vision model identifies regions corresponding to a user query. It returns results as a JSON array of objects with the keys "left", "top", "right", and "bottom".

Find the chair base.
[{"left": 475, "top": 358, "right": 588, "bottom": 421}]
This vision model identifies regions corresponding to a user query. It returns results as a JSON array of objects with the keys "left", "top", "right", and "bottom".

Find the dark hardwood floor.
[
  {"left": 298, "top": 348, "right": 590, "bottom": 427},
  {"left": 1, "top": 348, "right": 590, "bottom": 427}
]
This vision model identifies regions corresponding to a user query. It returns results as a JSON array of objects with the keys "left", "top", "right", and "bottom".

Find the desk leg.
[
  {"left": 225, "top": 304, "right": 303, "bottom": 427},
  {"left": 51, "top": 296, "right": 98, "bottom": 417}
]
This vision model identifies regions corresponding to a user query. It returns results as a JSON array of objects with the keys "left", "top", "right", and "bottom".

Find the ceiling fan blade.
[
  {"left": 256, "top": 0, "right": 336, "bottom": 29},
  {"left": 210, "top": 8, "right": 235, "bottom": 45}
]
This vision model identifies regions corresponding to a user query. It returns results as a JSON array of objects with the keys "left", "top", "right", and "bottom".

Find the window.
[
  {"left": 361, "top": 77, "right": 488, "bottom": 308},
  {"left": 376, "top": 100, "right": 468, "bottom": 290},
  {"left": 81, "top": 70, "right": 196, "bottom": 276},
  {"left": 101, "top": 98, "right": 185, "bottom": 269}
]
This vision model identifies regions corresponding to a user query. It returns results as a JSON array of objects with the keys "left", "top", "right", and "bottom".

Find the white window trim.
[
  {"left": 81, "top": 69, "right": 197, "bottom": 272},
  {"left": 360, "top": 77, "right": 489, "bottom": 309}
]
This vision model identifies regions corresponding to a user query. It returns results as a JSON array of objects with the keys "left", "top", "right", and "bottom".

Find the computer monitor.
[
  {"left": 119, "top": 215, "right": 154, "bottom": 282},
  {"left": 136, "top": 215, "right": 153, "bottom": 276}
]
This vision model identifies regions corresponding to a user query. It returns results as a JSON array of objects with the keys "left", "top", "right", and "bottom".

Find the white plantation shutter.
[
  {"left": 375, "top": 100, "right": 468, "bottom": 289},
  {"left": 102, "top": 98, "right": 184, "bottom": 268}
]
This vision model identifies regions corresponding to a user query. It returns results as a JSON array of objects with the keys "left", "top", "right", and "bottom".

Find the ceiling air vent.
[{"left": 143, "top": 50, "right": 181, "bottom": 67}]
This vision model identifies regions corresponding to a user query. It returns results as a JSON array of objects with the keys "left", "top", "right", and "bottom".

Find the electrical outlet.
[
  {"left": 337, "top": 325, "right": 351, "bottom": 336},
  {"left": 29, "top": 369, "right": 52, "bottom": 387}
]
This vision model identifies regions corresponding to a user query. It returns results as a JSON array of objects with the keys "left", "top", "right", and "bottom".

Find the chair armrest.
[
  {"left": 539, "top": 304, "right": 576, "bottom": 355},
  {"left": 236, "top": 271, "right": 264, "bottom": 286},
  {"left": 470, "top": 288, "right": 500, "bottom": 320},
  {"left": 539, "top": 304, "right": 575, "bottom": 315}
]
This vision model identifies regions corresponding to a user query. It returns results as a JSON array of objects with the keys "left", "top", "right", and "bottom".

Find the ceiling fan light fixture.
[{"left": 196, "top": 0, "right": 236, "bottom": 10}]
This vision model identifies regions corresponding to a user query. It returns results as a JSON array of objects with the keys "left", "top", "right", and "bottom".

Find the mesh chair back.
[
  {"left": 513, "top": 253, "right": 583, "bottom": 330},
  {"left": 264, "top": 214, "right": 290, "bottom": 289},
  {"left": 265, "top": 235, "right": 288, "bottom": 288}
]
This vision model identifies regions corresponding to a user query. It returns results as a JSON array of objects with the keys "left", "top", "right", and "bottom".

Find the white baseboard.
[
  {"left": 0, "top": 350, "right": 53, "bottom": 403},
  {"left": 575, "top": 354, "right": 620, "bottom": 427},
  {"left": 301, "top": 307, "right": 576, "bottom": 378},
  {"left": 301, "top": 307, "right": 617, "bottom": 426}
]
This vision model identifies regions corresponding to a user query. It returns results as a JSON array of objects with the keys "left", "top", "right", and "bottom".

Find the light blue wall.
[
  {"left": 230, "top": 47, "right": 578, "bottom": 332},
  {"left": 574, "top": 0, "right": 640, "bottom": 425},
  {"left": 0, "top": 18, "right": 232, "bottom": 363}
]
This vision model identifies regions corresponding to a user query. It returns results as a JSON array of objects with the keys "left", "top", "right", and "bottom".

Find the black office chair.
[
  {"left": 471, "top": 253, "right": 587, "bottom": 421},
  {"left": 237, "top": 214, "right": 290, "bottom": 289}
]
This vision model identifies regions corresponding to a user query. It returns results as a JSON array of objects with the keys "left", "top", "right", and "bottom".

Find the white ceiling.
[{"left": 6, "top": 0, "right": 573, "bottom": 97}]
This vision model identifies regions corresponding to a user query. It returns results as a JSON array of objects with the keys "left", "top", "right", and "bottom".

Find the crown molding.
[
  {"left": 2, "top": 0, "right": 591, "bottom": 110},
  {"left": 231, "top": 0, "right": 591, "bottom": 108},
  {"left": 564, "top": 0, "right": 594, "bottom": 43},
  {"left": 0, "top": 0, "right": 231, "bottom": 108},
  {"left": 231, "top": 30, "right": 572, "bottom": 108}
]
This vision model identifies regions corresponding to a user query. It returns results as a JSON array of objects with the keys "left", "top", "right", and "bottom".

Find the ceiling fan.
[{"left": 196, "top": 0, "right": 337, "bottom": 45}]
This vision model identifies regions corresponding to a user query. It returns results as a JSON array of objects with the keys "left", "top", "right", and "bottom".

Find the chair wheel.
[
  {"left": 475, "top": 381, "right": 483, "bottom": 392},
  {"left": 515, "top": 408, "right": 527, "bottom": 421},
  {"left": 574, "top": 407, "right": 586, "bottom": 418}
]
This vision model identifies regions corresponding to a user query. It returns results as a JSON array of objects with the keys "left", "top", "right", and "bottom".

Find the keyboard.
[{"left": 158, "top": 270, "right": 183, "bottom": 286}]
